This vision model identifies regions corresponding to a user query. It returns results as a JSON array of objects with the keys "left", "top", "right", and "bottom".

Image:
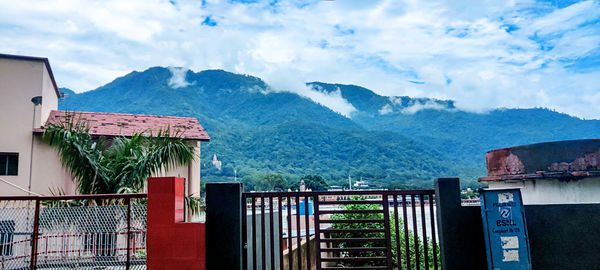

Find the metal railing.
[
  {"left": 242, "top": 190, "right": 439, "bottom": 270},
  {"left": 0, "top": 193, "right": 147, "bottom": 270}
]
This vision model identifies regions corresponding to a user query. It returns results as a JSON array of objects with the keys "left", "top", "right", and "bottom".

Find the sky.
[{"left": 1, "top": 0, "right": 599, "bottom": 119}]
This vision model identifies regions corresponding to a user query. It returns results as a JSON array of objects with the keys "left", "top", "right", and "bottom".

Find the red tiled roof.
[{"left": 35, "top": 110, "right": 210, "bottom": 141}]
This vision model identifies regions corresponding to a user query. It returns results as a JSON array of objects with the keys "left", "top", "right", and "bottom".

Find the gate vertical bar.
[
  {"left": 382, "top": 194, "right": 394, "bottom": 268},
  {"left": 30, "top": 198, "right": 40, "bottom": 270},
  {"left": 261, "top": 195, "right": 266, "bottom": 270},
  {"left": 429, "top": 194, "right": 438, "bottom": 270},
  {"left": 411, "top": 195, "right": 420, "bottom": 269},
  {"left": 287, "top": 196, "right": 293, "bottom": 270},
  {"left": 278, "top": 197, "right": 284, "bottom": 270},
  {"left": 295, "top": 195, "right": 301, "bottom": 270},
  {"left": 269, "top": 197, "right": 275, "bottom": 270},
  {"left": 313, "top": 195, "right": 321, "bottom": 270},
  {"left": 243, "top": 194, "right": 248, "bottom": 270},
  {"left": 393, "top": 195, "right": 402, "bottom": 269},
  {"left": 304, "top": 195, "right": 311, "bottom": 270},
  {"left": 402, "top": 195, "right": 411, "bottom": 270},
  {"left": 420, "top": 194, "right": 429, "bottom": 270},
  {"left": 252, "top": 198, "right": 257, "bottom": 270},
  {"left": 126, "top": 197, "right": 131, "bottom": 270}
]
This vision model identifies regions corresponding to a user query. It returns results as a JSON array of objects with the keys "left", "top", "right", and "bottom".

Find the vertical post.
[
  {"left": 30, "top": 199, "right": 40, "bottom": 270},
  {"left": 242, "top": 193, "right": 248, "bottom": 270},
  {"left": 435, "top": 178, "right": 459, "bottom": 270},
  {"left": 313, "top": 195, "right": 321, "bottom": 270},
  {"left": 126, "top": 197, "right": 131, "bottom": 270},
  {"left": 206, "top": 183, "right": 243, "bottom": 270},
  {"left": 304, "top": 196, "right": 310, "bottom": 270},
  {"left": 382, "top": 195, "right": 393, "bottom": 269}
]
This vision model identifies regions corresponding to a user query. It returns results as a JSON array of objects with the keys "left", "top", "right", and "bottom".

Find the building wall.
[
  {"left": 0, "top": 57, "right": 202, "bottom": 196},
  {"left": 154, "top": 141, "right": 201, "bottom": 197},
  {"left": 0, "top": 58, "right": 46, "bottom": 195},
  {"left": 488, "top": 177, "right": 600, "bottom": 204},
  {"left": 30, "top": 136, "right": 73, "bottom": 195},
  {"left": 40, "top": 63, "right": 58, "bottom": 127}
]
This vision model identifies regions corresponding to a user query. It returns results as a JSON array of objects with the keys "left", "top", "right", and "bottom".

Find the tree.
[
  {"left": 289, "top": 175, "right": 329, "bottom": 191},
  {"left": 42, "top": 117, "right": 195, "bottom": 194},
  {"left": 253, "top": 173, "right": 287, "bottom": 191}
]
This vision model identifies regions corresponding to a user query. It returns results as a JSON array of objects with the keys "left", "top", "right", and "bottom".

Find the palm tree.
[{"left": 42, "top": 115, "right": 195, "bottom": 194}]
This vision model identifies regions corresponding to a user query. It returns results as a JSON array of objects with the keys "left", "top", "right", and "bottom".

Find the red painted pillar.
[{"left": 147, "top": 177, "right": 206, "bottom": 270}]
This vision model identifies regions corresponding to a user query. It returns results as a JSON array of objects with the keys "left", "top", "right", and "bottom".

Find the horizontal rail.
[
  {"left": 243, "top": 189, "right": 435, "bottom": 197},
  {"left": 322, "top": 266, "right": 388, "bottom": 270},
  {"left": 321, "top": 228, "right": 386, "bottom": 233},
  {"left": 321, "top": 257, "right": 387, "bottom": 262},
  {"left": 0, "top": 193, "right": 147, "bottom": 201},
  {"left": 319, "top": 209, "right": 383, "bottom": 214},
  {"left": 319, "top": 238, "right": 386, "bottom": 243},
  {"left": 319, "top": 219, "right": 384, "bottom": 224},
  {"left": 319, "top": 200, "right": 384, "bottom": 205},
  {"left": 320, "top": 247, "right": 387, "bottom": 252}
]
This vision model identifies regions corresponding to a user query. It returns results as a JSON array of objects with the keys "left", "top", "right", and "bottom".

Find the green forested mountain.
[{"left": 59, "top": 67, "right": 600, "bottom": 189}]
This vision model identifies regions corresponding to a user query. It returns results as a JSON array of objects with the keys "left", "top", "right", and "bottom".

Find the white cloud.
[
  {"left": 293, "top": 85, "right": 357, "bottom": 118},
  {"left": 167, "top": 67, "right": 192, "bottom": 88},
  {"left": 379, "top": 104, "right": 393, "bottom": 115},
  {"left": 0, "top": 0, "right": 599, "bottom": 119},
  {"left": 401, "top": 100, "right": 453, "bottom": 114}
]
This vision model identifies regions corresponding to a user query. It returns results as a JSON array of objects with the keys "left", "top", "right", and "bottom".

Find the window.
[
  {"left": 0, "top": 153, "right": 18, "bottom": 176},
  {"left": 0, "top": 220, "right": 15, "bottom": 257}
]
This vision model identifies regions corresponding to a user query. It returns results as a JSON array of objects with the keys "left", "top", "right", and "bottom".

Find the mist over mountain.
[{"left": 59, "top": 67, "right": 600, "bottom": 189}]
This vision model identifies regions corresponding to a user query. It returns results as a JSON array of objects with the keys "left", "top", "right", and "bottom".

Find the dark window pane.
[
  {"left": 0, "top": 155, "right": 6, "bottom": 175},
  {"left": 7, "top": 154, "right": 18, "bottom": 175},
  {"left": 0, "top": 153, "right": 18, "bottom": 176}
]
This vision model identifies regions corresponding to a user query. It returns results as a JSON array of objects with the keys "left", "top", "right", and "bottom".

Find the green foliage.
[
  {"left": 252, "top": 173, "right": 288, "bottom": 191},
  {"left": 330, "top": 198, "right": 439, "bottom": 268},
  {"left": 330, "top": 200, "right": 386, "bottom": 267},
  {"left": 42, "top": 113, "right": 194, "bottom": 194},
  {"left": 289, "top": 175, "right": 329, "bottom": 191}
]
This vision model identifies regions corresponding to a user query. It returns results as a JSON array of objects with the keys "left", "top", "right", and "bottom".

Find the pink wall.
[{"left": 147, "top": 177, "right": 205, "bottom": 270}]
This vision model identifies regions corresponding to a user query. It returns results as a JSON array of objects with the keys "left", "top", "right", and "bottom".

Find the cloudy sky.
[{"left": 1, "top": 0, "right": 599, "bottom": 119}]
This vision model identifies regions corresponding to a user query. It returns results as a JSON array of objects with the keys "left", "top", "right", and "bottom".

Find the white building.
[{"left": 0, "top": 54, "right": 209, "bottom": 196}]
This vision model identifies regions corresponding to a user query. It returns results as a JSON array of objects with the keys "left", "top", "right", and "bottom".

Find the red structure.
[{"left": 147, "top": 177, "right": 206, "bottom": 270}]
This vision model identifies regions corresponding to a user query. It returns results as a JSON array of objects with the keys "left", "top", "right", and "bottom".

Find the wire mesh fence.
[{"left": 0, "top": 194, "right": 147, "bottom": 270}]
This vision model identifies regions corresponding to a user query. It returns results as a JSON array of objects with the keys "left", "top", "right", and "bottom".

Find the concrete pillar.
[{"left": 188, "top": 142, "right": 201, "bottom": 197}]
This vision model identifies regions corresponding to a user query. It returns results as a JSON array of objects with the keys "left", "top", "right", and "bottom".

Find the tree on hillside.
[
  {"left": 289, "top": 175, "right": 329, "bottom": 191},
  {"left": 42, "top": 117, "right": 195, "bottom": 194},
  {"left": 253, "top": 173, "right": 287, "bottom": 191}
]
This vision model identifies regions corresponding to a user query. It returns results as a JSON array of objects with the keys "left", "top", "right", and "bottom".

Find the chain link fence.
[{"left": 0, "top": 194, "right": 147, "bottom": 270}]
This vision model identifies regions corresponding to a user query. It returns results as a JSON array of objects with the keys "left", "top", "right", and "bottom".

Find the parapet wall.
[{"left": 435, "top": 178, "right": 600, "bottom": 270}]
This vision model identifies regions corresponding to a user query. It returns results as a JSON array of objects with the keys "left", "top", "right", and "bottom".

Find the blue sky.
[{"left": 0, "top": 0, "right": 599, "bottom": 119}]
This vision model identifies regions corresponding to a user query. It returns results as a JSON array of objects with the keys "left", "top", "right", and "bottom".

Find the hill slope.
[{"left": 59, "top": 67, "right": 600, "bottom": 189}]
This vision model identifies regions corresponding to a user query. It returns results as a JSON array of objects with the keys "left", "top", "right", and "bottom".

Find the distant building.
[
  {"left": 212, "top": 154, "right": 222, "bottom": 170},
  {"left": 0, "top": 53, "right": 210, "bottom": 196},
  {"left": 353, "top": 180, "right": 370, "bottom": 189}
]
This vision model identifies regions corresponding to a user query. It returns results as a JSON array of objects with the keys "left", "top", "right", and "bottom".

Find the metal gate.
[{"left": 242, "top": 190, "right": 439, "bottom": 270}]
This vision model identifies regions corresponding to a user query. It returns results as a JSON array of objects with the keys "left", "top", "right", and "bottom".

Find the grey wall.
[{"left": 435, "top": 178, "right": 600, "bottom": 270}]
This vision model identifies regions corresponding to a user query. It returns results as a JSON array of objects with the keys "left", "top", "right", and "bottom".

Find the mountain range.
[{"left": 59, "top": 67, "right": 600, "bottom": 189}]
